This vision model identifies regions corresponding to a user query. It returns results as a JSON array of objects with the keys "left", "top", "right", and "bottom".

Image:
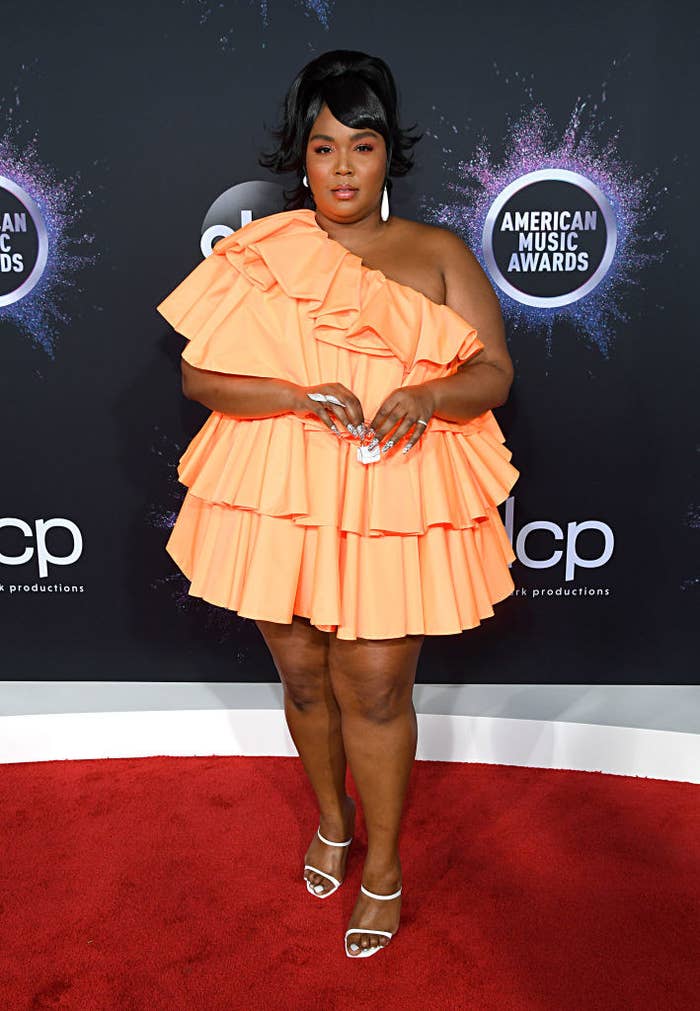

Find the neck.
[{"left": 313, "top": 210, "right": 390, "bottom": 250}]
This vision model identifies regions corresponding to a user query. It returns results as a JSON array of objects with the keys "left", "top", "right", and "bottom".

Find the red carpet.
[{"left": 0, "top": 756, "right": 698, "bottom": 1010}]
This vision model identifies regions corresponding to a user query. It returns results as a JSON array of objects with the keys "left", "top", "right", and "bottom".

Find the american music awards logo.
[
  {"left": 0, "top": 174, "right": 48, "bottom": 307},
  {"left": 425, "top": 101, "right": 665, "bottom": 356},
  {"left": 482, "top": 168, "right": 617, "bottom": 309},
  {"left": 0, "top": 129, "right": 97, "bottom": 358}
]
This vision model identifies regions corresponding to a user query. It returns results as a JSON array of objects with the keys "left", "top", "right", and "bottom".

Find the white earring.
[
  {"left": 380, "top": 184, "right": 390, "bottom": 221},
  {"left": 302, "top": 174, "right": 308, "bottom": 187}
]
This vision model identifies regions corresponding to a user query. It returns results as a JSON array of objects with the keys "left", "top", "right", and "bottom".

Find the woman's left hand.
[{"left": 366, "top": 384, "right": 437, "bottom": 456}]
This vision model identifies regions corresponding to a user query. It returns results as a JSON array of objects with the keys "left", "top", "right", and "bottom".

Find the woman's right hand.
[{"left": 292, "top": 382, "right": 366, "bottom": 438}]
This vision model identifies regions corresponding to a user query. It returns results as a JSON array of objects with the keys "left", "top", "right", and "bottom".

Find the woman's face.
[{"left": 304, "top": 103, "right": 387, "bottom": 221}]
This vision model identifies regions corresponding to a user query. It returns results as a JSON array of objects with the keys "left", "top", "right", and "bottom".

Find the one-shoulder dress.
[{"left": 156, "top": 208, "right": 519, "bottom": 640}]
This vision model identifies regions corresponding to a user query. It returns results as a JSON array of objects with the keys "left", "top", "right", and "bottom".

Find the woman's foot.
[
  {"left": 304, "top": 796, "right": 356, "bottom": 897},
  {"left": 345, "top": 863, "right": 402, "bottom": 956}
]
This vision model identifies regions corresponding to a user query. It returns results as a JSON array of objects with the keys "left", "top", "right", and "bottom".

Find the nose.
[{"left": 334, "top": 153, "right": 354, "bottom": 174}]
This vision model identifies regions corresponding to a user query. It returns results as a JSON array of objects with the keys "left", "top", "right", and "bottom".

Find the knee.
[
  {"left": 281, "top": 665, "right": 329, "bottom": 713},
  {"left": 338, "top": 681, "right": 411, "bottom": 725}
]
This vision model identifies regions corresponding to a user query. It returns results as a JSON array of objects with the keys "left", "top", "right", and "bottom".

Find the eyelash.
[{"left": 313, "top": 144, "right": 374, "bottom": 154}]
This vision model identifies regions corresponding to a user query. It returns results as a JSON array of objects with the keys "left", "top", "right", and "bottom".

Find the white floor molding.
[{"left": 2, "top": 709, "right": 698, "bottom": 783}]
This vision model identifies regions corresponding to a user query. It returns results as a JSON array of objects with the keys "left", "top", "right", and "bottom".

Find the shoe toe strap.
[
  {"left": 345, "top": 928, "right": 393, "bottom": 941},
  {"left": 304, "top": 864, "right": 340, "bottom": 889}
]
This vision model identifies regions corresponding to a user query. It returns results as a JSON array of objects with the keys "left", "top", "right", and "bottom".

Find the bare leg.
[
  {"left": 328, "top": 632, "right": 424, "bottom": 953},
  {"left": 255, "top": 615, "right": 355, "bottom": 894}
]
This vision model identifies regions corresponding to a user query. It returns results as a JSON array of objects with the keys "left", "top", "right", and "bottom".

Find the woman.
[{"left": 157, "top": 50, "right": 519, "bottom": 958}]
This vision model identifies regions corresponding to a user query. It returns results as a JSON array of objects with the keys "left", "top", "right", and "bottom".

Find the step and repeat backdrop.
[{"left": 0, "top": 1, "right": 696, "bottom": 683}]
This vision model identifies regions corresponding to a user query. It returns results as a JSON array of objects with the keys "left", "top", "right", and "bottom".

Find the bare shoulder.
[
  {"left": 424, "top": 223, "right": 500, "bottom": 306},
  {"left": 412, "top": 221, "right": 511, "bottom": 372},
  {"left": 429, "top": 223, "right": 483, "bottom": 277},
  {"left": 390, "top": 215, "right": 450, "bottom": 252},
  {"left": 393, "top": 218, "right": 481, "bottom": 277}
]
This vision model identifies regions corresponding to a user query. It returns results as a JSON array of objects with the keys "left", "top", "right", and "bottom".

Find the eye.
[{"left": 312, "top": 144, "right": 375, "bottom": 154}]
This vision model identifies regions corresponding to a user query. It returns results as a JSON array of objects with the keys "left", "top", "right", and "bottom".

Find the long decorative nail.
[{"left": 381, "top": 440, "right": 394, "bottom": 454}]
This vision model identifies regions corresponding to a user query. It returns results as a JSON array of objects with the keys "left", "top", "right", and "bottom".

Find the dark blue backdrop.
[{"left": 0, "top": 0, "right": 696, "bottom": 682}]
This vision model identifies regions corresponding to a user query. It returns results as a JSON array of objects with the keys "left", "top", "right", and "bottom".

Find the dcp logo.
[
  {"left": 0, "top": 518, "right": 83, "bottom": 578},
  {"left": 504, "top": 498, "right": 614, "bottom": 581}
]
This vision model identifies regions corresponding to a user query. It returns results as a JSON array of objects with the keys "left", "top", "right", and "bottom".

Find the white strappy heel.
[
  {"left": 303, "top": 827, "right": 353, "bottom": 898},
  {"left": 345, "top": 883, "right": 402, "bottom": 957}
]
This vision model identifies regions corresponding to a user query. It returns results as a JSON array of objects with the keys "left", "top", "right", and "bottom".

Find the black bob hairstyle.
[{"left": 258, "top": 49, "right": 423, "bottom": 211}]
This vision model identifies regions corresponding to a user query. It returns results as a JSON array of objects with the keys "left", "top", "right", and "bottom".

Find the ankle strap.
[
  {"left": 317, "top": 828, "right": 352, "bottom": 848},
  {"left": 360, "top": 883, "right": 402, "bottom": 901}
]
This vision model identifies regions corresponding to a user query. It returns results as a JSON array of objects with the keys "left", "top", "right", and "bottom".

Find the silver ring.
[
  {"left": 306, "top": 392, "right": 345, "bottom": 408},
  {"left": 416, "top": 419, "right": 428, "bottom": 426}
]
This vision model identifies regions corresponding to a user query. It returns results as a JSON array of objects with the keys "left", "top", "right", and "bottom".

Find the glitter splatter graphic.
[
  {"left": 298, "top": 0, "right": 333, "bottom": 30},
  {"left": 422, "top": 91, "right": 667, "bottom": 357},
  {"left": 680, "top": 444, "right": 699, "bottom": 589},
  {"left": 180, "top": 0, "right": 333, "bottom": 51},
  {"left": 147, "top": 424, "right": 252, "bottom": 649},
  {"left": 0, "top": 63, "right": 97, "bottom": 360},
  {"left": 686, "top": 504, "right": 700, "bottom": 531}
]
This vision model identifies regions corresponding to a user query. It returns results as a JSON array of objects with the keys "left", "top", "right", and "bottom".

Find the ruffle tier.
[
  {"left": 157, "top": 208, "right": 520, "bottom": 638},
  {"left": 166, "top": 495, "right": 516, "bottom": 639},
  {"left": 156, "top": 207, "right": 487, "bottom": 390},
  {"left": 172, "top": 411, "right": 519, "bottom": 537}
]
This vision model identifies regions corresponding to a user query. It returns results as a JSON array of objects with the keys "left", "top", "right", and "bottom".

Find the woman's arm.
[
  {"left": 182, "top": 359, "right": 303, "bottom": 419},
  {"left": 422, "top": 231, "right": 514, "bottom": 424}
]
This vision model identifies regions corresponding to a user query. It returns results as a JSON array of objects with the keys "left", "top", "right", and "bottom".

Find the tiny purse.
[{"left": 356, "top": 421, "right": 381, "bottom": 465}]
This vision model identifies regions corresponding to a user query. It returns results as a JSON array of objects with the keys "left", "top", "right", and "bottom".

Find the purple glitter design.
[
  {"left": 180, "top": 0, "right": 333, "bottom": 51},
  {"left": 0, "top": 65, "right": 97, "bottom": 360},
  {"left": 681, "top": 445, "right": 699, "bottom": 589},
  {"left": 422, "top": 98, "right": 667, "bottom": 357},
  {"left": 685, "top": 504, "right": 700, "bottom": 531},
  {"left": 147, "top": 425, "right": 251, "bottom": 646}
]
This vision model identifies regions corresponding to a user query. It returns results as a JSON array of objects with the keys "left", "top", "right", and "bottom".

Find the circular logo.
[
  {"left": 0, "top": 176, "right": 48, "bottom": 308},
  {"left": 482, "top": 169, "right": 617, "bottom": 308},
  {"left": 200, "top": 181, "right": 286, "bottom": 257}
]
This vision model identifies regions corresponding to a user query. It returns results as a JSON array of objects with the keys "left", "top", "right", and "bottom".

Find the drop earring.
[
  {"left": 302, "top": 174, "right": 308, "bottom": 187},
  {"left": 380, "top": 184, "right": 390, "bottom": 222}
]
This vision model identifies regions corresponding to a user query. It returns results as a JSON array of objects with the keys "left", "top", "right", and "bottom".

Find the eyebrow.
[{"left": 308, "top": 130, "right": 379, "bottom": 142}]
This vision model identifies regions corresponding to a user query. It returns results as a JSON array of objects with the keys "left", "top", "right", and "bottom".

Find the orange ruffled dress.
[{"left": 156, "top": 208, "right": 519, "bottom": 639}]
